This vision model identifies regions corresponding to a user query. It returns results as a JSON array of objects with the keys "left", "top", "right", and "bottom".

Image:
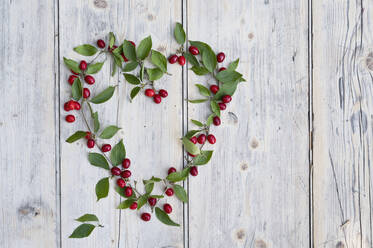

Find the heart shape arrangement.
[{"left": 63, "top": 23, "right": 245, "bottom": 238}]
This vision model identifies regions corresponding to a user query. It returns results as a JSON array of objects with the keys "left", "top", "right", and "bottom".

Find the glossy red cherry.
[
  {"left": 111, "top": 166, "right": 121, "bottom": 176},
  {"left": 129, "top": 202, "right": 138, "bottom": 210},
  {"left": 213, "top": 116, "right": 221, "bottom": 126},
  {"left": 222, "top": 95, "right": 232, "bottom": 103},
  {"left": 84, "top": 75, "right": 95, "bottom": 85},
  {"left": 116, "top": 178, "right": 126, "bottom": 188},
  {"left": 153, "top": 94, "right": 162, "bottom": 104},
  {"left": 87, "top": 139, "right": 95, "bottom": 148},
  {"left": 79, "top": 60, "right": 87, "bottom": 71},
  {"left": 168, "top": 167, "right": 177, "bottom": 175},
  {"left": 168, "top": 55, "right": 178, "bottom": 64},
  {"left": 66, "top": 115, "right": 75, "bottom": 123},
  {"left": 83, "top": 88, "right": 90, "bottom": 98},
  {"left": 218, "top": 103, "right": 226, "bottom": 110},
  {"left": 64, "top": 102, "right": 72, "bottom": 111},
  {"left": 122, "top": 158, "right": 131, "bottom": 169},
  {"left": 210, "top": 85, "right": 219, "bottom": 94},
  {"left": 190, "top": 166, "right": 198, "bottom": 176},
  {"left": 190, "top": 136, "right": 197, "bottom": 144},
  {"left": 197, "top": 134, "right": 206, "bottom": 144},
  {"left": 85, "top": 131, "right": 91, "bottom": 139},
  {"left": 216, "top": 52, "right": 225, "bottom": 63},
  {"left": 97, "top": 39, "right": 106, "bottom": 48},
  {"left": 207, "top": 134, "right": 216, "bottom": 144},
  {"left": 124, "top": 187, "right": 133, "bottom": 197},
  {"left": 67, "top": 100, "right": 75, "bottom": 110},
  {"left": 165, "top": 188, "right": 174, "bottom": 196},
  {"left": 141, "top": 213, "right": 151, "bottom": 221},
  {"left": 178, "top": 55, "right": 186, "bottom": 66},
  {"left": 218, "top": 67, "right": 226, "bottom": 72},
  {"left": 159, "top": 89, "right": 168, "bottom": 98},
  {"left": 148, "top": 197, "right": 157, "bottom": 206},
  {"left": 145, "top": 89, "right": 155, "bottom": 97},
  {"left": 101, "top": 144, "right": 111, "bottom": 152},
  {"left": 163, "top": 203, "right": 172, "bottom": 214},
  {"left": 121, "top": 170, "right": 131, "bottom": 178},
  {"left": 189, "top": 46, "right": 199, "bottom": 55},
  {"left": 73, "top": 101, "right": 81, "bottom": 110},
  {"left": 68, "top": 75, "right": 77, "bottom": 85}
]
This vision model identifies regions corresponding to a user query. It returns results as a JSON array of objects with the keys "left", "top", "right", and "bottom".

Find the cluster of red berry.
[
  {"left": 144, "top": 88, "right": 168, "bottom": 104},
  {"left": 108, "top": 39, "right": 136, "bottom": 62}
]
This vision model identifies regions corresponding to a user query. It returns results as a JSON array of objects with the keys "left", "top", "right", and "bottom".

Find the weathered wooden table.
[{"left": 1, "top": 0, "right": 371, "bottom": 247}]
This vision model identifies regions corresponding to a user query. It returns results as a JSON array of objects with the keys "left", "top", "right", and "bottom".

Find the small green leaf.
[
  {"left": 195, "top": 84, "right": 211, "bottom": 97},
  {"left": 90, "top": 86, "right": 115, "bottom": 104},
  {"left": 202, "top": 44, "right": 217, "bottom": 72},
  {"left": 96, "top": 177, "right": 109, "bottom": 201},
  {"left": 213, "top": 80, "right": 240, "bottom": 100},
  {"left": 113, "top": 53, "right": 123, "bottom": 68},
  {"left": 215, "top": 70, "right": 243, "bottom": 84},
  {"left": 151, "top": 50, "right": 167, "bottom": 72},
  {"left": 227, "top": 58, "right": 239, "bottom": 71},
  {"left": 115, "top": 186, "right": 126, "bottom": 198},
  {"left": 191, "top": 66, "right": 210, "bottom": 76},
  {"left": 111, "top": 59, "right": 117, "bottom": 76},
  {"left": 206, "top": 113, "right": 215, "bottom": 126},
  {"left": 140, "top": 63, "right": 145, "bottom": 81},
  {"left": 71, "top": 78, "right": 82, "bottom": 100},
  {"left": 193, "top": 150, "right": 213, "bottom": 165},
  {"left": 123, "top": 73, "right": 140, "bottom": 85},
  {"left": 137, "top": 36, "right": 152, "bottom": 60},
  {"left": 63, "top": 57, "right": 81, "bottom": 74},
  {"left": 123, "top": 61, "right": 139, "bottom": 72},
  {"left": 145, "top": 182, "right": 154, "bottom": 194},
  {"left": 182, "top": 137, "right": 200, "bottom": 155},
  {"left": 92, "top": 112, "right": 100, "bottom": 133},
  {"left": 155, "top": 207, "right": 180, "bottom": 226},
  {"left": 189, "top": 41, "right": 208, "bottom": 53},
  {"left": 137, "top": 195, "right": 148, "bottom": 209},
  {"left": 88, "top": 153, "right": 110, "bottom": 170},
  {"left": 185, "top": 130, "right": 200, "bottom": 139},
  {"left": 75, "top": 214, "right": 99, "bottom": 223},
  {"left": 99, "top": 125, "right": 121, "bottom": 139},
  {"left": 69, "top": 224, "right": 95, "bottom": 238},
  {"left": 109, "top": 32, "right": 115, "bottom": 48},
  {"left": 130, "top": 87, "right": 141, "bottom": 101},
  {"left": 191, "top": 119, "right": 204, "bottom": 127},
  {"left": 174, "top": 22, "right": 186, "bottom": 45},
  {"left": 123, "top": 40, "right": 137, "bottom": 61},
  {"left": 184, "top": 52, "right": 199, "bottom": 67},
  {"left": 117, "top": 199, "right": 136, "bottom": 209},
  {"left": 146, "top": 68, "right": 164, "bottom": 81},
  {"left": 173, "top": 184, "right": 188, "bottom": 203},
  {"left": 86, "top": 62, "right": 104, "bottom": 74},
  {"left": 66, "top": 131, "right": 87, "bottom": 143},
  {"left": 110, "top": 139, "right": 126, "bottom": 165},
  {"left": 166, "top": 167, "right": 191, "bottom": 182},
  {"left": 73, "top": 44, "right": 98, "bottom": 56},
  {"left": 188, "top": 99, "right": 208, "bottom": 103},
  {"left": 210, "top": 100, "right": 220, "bottom": 117},
  {"left": 150, "top": 195, "right": 164, "bottom": 199}
]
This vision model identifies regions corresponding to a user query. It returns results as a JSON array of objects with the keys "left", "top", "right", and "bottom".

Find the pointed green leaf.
[
  {"left": 185, "top": 130, "right": 200, "bottom": 139},
  {"left": 151, "top": 50, "right": 167, "bottom": 72},
  {"left": 188, "top": 99, "right": 208, "bottom": 104},
  {"left": 92, "top": 112, "right": 100, "bottom": 133},
  {"left": 123, "top": 61, "right": 139, "bottom": 72},
  {"left": 184, "top": 52, "right": 199, "bottom": 67},
  {"left": 213, "top": 80, "right": 240, "bottom": 100},
  {"left": 123, "top": 40, "right": 136, "bottom": 61},
  {"left": 174, "top": 22, "right": 186, "bottom": 45},
  {"left": 109, "top": 32, "right": 116, "bottom": 48},
  {"left": 173, "top": 184, "right": 188, "bottom": 203},
  {"left": 90, "top": 86, "right": 115, "bottom": 104},
  {"left": 66, "top": 131, "right": 87, "bottom": 143},
  {"left": 63, "top": 57, "right": 81, "bottom": 74},
  {"left": 195, "top": 84, "right": 211, "bottom": 97},
  {"left": 191, "top": 119, "right": 204, "bottom": 127},
  {"left": 137, "top": 36, "right": 152, "bottom": 60},
  {"left": 139, "top": 63, "right": 145, "bottom": 81},
  {"left": 202, "top": 44, "right": 217, "bottom": 72},
  {"left": 206, "top": 113, "right": 215, "bottom": 126},
  {"left": 69, "top": 224, "right": 95, "bottom": 238},
  {"left": 191, "top": 66, "right": 209, "bottom": 76},
  {"left": 71, "top": 78, "right": 82, "bottom": 100},
  {"left": 215, "top": 70, "right": 243, "bottom": 84},
  {"left": 73, "top": 44, "right": 98, "bottom": 56},
  {"left": 99, "top": 125, "right": 121, "bottom": 139},
  {"left": 189, "top": 41, "right": 209, "bottom": 53},
  {"left": 117, "top": 199, "right": 136, "bottom": 209},
  {"left": 75, "top": 214, "right": 99, "bottom": 223},
  {"left": 166, "top": 167, "right": 191, "bottom": 182},
  {"left": 130, "top": 86, "right": 141, "bottom": 101},
  {"left": 210, "top": 100, "right": 220, "bottom": 117},
  {"left": 123, "top": 73, "right": 140, "bottom": 85},
  {"left": 88, "top": 153, "right": 110, "bottom": 170},
  {"left": 86, "top": 62, "right": 104, "bottom": 74},
  {"left": 227, "top": 58, "right": 239, "bottom": 71},
  {"left": 137, "top": 195, "right": 148, "bottom": 209},
  {"left": 193, "top": 150, "right": 213, "bottom": 165},
  {"left": 150, "top": 195, "right": 164, "bottom": 199},
  {"left": 155, "top": 207, "right": 180, "bottom": 226},
  {"left": 95, "top": 177, "right": 109, "bottom": 201},
  {"left": 145, "top": 182, "right": 154, "bottom": 194},
  {"left": 110, "top": 139, "right": 126, "bottom": 165},
  {"left": 182, "top": 137, "right": 200, "bottom": 155},
  {"left": 146, "top": 68, "right": 164, "bottom": 81}
]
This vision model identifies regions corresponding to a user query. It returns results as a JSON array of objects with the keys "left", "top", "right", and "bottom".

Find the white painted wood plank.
[
  {"left": 313, "top": 1, "right": 373, "bottom": 247},
  {"left": 0, "top": 0, "right": 58, "bottom": 247},
  {"left": 187, "top": 0, "right": 310, "bottom": 247}
]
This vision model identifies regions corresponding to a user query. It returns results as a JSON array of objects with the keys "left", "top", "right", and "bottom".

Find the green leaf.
[
  {"left": 173, "top": 184, "right": 188, "bottom": 203},
  {"left": 227, "top": 58, "right": 239, "bottom": 71},
  {"left": 113, "top": 53, "right": 123, "bottom": 68},
  {"left": 90, "top": 86, "right": 115, "bottom": 104},
  {"left": 140, "top": 63, "right": 145, "bottom": 81},
  {"left": 166, "top": 167, "right": 191, "bottom": 182},
  {"left": 202, "top": 44, "right": 217, "bottom": 72},
  {"left": 137, "top": 36, "right": 152, "bottom": 60},
  {"left": 184, "top": 52, "right": 200, "bottom": 67},
  {"left": 99, "top": 125, "right": 121, "bottom": 139},
  {"left": 123, "top": 73, "right": 141, "bottom": 85},
  {"left": 96, "top": 177, "right": 109, "bottom": 201},
  {"left": 123, "top": 61, "right": 139, "bottom": 72},
  {"left": 145, "top": 182, "right": 154, "bottom": 194},
  {"left": 151, "top": 50, "right": 167, "bottom": 72},
  {"left": 130, "top": 87, "right": 141, "bottom": 101},
  {"left": 123, "top": 40, "right": 137, "bottom": 61},
  {"left": 73, "top": 44, "right": 98, "bottom": 56},
  {"left": 215, "top": 70, "right": 243, "bottom": 84},
  {"left": 185, "top": 130, "right": 200, "bottom": 139},
  {"left": 195, "top": 84, "right": 211, "bottom": 97},
  {"left": 63, "top": 57, "right": 81, "bottom": 74},
  {"left": 110, "top": 139, "right": 126, "bottom": 165},
  {"left": 88, "top": 153, "right": 110, "bottom": 170},
  {"left": 69, "top": 224, "right": 95, "bottom": 238},
  {"left": 109, "top": 32, "right": 115, "bottom": 48},
  {"left": 191, "top": 66, "right": 210, "bottom": 76},
  {"left": 146, "top": 68, "right": 164, "bottom": 81},
  {"left": 206, "top": 113, "right": 215, "bottom": 126},
  {"left": 111, "top": 59, "right": 117, "bottom": 76},
  {"left": 117, "top": 199, "right": 136, "bottom": 209},
  {"left": 174, "top": 22, "right": 186, "bottom": 45},
  {"left": 155, "top": 207, "right": 180, "bottom": 226},
  {"left": 75, "top": 214, "right": 99, "bottom": 223},
  {"left": 191, "top": 119, "right": 204, "bottom": 127},
  {"left": 213, "top": 80, "right": 240, "bottom": 100},
  {"left": 66, "top": 131, "right": 87, "bottom": 143},
  {"left": 115, "top": 186, "right": 126, "bottom": 198},
  {"left": 71, "top": 78, "right": 82, "bottom": 100},
  {"left": 189, "top": 41, "right": 208, "bottom": 53},
  {"left": 182, "top": 137, "right": 200, "bottom": 155},
  {"left": 149, "top": 195, "right": 164, "bottom": 199},
  {"left": 92, "top": 112, "right": 100, "bottom": 133},
  {"left": 188, "top": 99, "right": 208, "bottom": 103},
  {"left": 86, "top": 62, "right": 104, "bottom": 74},
  {"left": 193, "top": 150, "right": 213, "bottom": 165},
  {"left": 137, "top": 195, "right": 148, "bottom": 209},
  {"left": 210, "top": 100, "right": 220, "bottom": 117}
]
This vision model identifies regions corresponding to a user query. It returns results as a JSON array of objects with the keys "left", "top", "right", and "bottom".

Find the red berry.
[
  {"left": 67, "top": 100, "right": 75, "bottom": 110},
  {"left": 163, "top": 203, "right": 172, "bottom": 214},
  {"left": 213, "top": 116, "right": 221, "bottom": 126},
  {"left": 141, "top": 213, "right": 151, "bottom": 221},
  {"left": 189, "top": 46, "right": 199, "bottom": 55},
  {"left": 178, "top": 55, "right": 186, "bottom": 66},
  {"left": 111, "top": 166, "right": 121, "bottom": 176},
  {"left": 84, "top": 75, "right": 95, "bottom": 85},
  {"left": 97, "top": 39, "right": 106, "bottom": 48},
  {"left": 129, "top": 202, "right": 138, "bottom": 210},
  {"left": 153, "top": 94, "right": 162, "bottom": 104},
  {"left": 87, "top": 139, "right": 95, "bottom": 148},
  {"left": 190, "top": 136, "right": 197, "bottom": 144},
  {"left": 197, "top": 134, "right": 206, "bottom": 144},
  {"left": 101, "top": 144, "right": 111, "bottom": 152},
  {"left": 168, "top": 167, "right": 176, "bottom": 175},
  {"left": 73, "top": 101, "right": 81, "bottom": 110},
  {"left": 210, "top": 85, "right": 219, "bottom": 94},
  {"left": 218, "top": 103, "right": 226, "bottom": 110},
  {"left": 116, "top": 178, "right": 126, "bottom": 188},
  {"left": 122, "top": 158, "right": 131, "bottom": 169},
  {"left": 165, "top": 188, "right": 174, "bottom": 196},
  {"left": 145, "top": 89, "right": 155, "bottom": 97},
  {"left": 66, "top": 115, "right": 75, "bottom": 123},
  {"left": 71, "top": 69, "right": 79, "bottom": 75},
  {"left": 68, "top": 75, "right": 77, "bottom": 85},
  {"left": 124, "top": 187, "right": 133, "bottom": 197},
  {"left": 159, "top": 89, "right": 168, "bottom": 98},
  {"left": 219, "top": 67, "right": 226, "bottom": 72},
  {"left": 222, "top": 95, "right": 232, "bottom": 103},
  {"left": 190, "top": 166, "right": 198, "bottom": 176},
  {"left": 129, "top": 41, "right": 136, "bottom": 47},
  {"left": 148, "top": 197, "right": 157, "bottom": 206},
  {"left": 85, "top": 131, "right": 91, "bottom": 139},
  {"left": 79, "top": 60, "right": 87, "bottom": 71},
  {"left": 207, "top": 134, "right": 216, "bottom": 144},
  {"left": 168, "top": 55, "right": 178, "bottom": 64},
  {"left": 216, "top": 52, "right": 225, "bottom": 63},
  {"left": 188, "top": 152, "right": 196, "bottom": 157},
  {"left": 83, "top": 88, "right": 90, "bottom": 98},
  {"left": 121, "top": 170, "right": 131, "bottom": 178},
  {"left": 64, "top": 102, "right": 72, "bottom": 111}
]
